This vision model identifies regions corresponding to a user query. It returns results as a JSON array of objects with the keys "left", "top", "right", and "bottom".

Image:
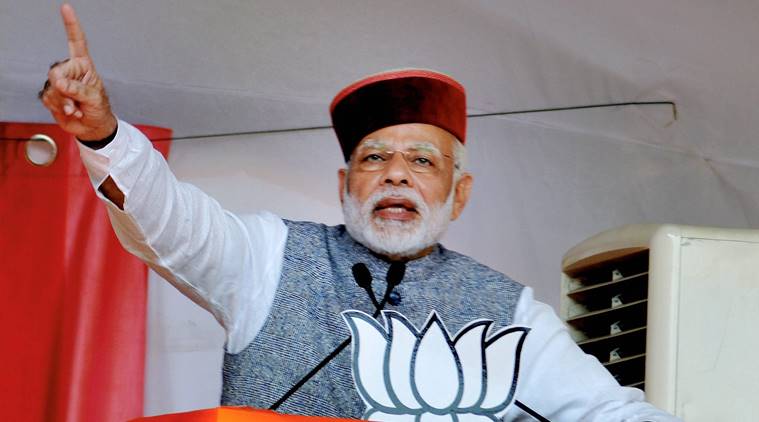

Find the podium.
[{"left": 130, "top": 407, "right": 359, "bottom": 422}]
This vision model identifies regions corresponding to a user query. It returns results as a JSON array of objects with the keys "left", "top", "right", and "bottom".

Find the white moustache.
[{"left": 365, "top": 187, "right": 429, "bottom": 218}]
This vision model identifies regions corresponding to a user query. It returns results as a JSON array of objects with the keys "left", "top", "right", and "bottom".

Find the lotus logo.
[{"left": 342, "top": 310, "right": 529, "bottom": 422}]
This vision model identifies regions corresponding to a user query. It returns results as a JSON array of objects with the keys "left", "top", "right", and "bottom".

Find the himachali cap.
[{"left": 330, "top": 69, "right": 467, "bottom": 162}]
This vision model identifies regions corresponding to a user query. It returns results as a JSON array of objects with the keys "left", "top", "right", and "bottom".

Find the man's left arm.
[{"left": 503, "top": 287, "right": 681, "bottom": 422}]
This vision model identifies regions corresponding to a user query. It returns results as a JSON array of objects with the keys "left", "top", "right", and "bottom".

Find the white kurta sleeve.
[
  {"left": 77, "top": 119, "right": 287, "bottom": 353},
  {"left": 503, "top": 287, "right": 681, "bottom": 422}
]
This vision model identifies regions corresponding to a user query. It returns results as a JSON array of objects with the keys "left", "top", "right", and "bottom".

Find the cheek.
[
  {"left": 347, "top": 173, "right": 376, "bottom": 201},
  {"left": 418, "top": 177, "right": 453, "bottom": 205}
]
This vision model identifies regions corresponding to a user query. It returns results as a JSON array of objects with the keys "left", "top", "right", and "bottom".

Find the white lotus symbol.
[{"left": 342, "top": 310, "right": 529, "bottom": 422}]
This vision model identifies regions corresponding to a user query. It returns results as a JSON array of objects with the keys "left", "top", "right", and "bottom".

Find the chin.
[{"left": 365, "top": 218, "right": 432, "bottom": 258}]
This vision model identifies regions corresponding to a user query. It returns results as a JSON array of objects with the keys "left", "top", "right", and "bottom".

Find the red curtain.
[{"left": 0, "top": 122, "right": 171, "bottom": 422}]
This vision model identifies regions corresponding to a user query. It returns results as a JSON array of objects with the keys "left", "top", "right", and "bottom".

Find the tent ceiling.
[{"left": 2, "top": 1, "right": 759, "bottom": 165}]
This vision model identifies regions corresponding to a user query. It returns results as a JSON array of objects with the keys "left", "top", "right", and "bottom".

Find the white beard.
[{"left": 342, "top": 185, "right": 455, "bottom": 258}]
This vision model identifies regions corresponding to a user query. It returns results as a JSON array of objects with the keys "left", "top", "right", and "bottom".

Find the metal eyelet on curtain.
[{"left": 25, "top": 134, "right": 58, "bottom": 167}]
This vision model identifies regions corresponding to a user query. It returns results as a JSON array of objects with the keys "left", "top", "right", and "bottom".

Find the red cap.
[{"left": 330, "top": 69, "right": 467, "bottom": 162}]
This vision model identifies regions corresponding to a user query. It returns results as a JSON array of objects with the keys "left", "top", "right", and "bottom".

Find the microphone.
[
  {"left": 352, "top": 263, "right": 380, "bottom": 310},
  {"left": 386, "top": 261, "right": 406, "bottom": 287},
  {"left": 378, "top": 262, "right": 405, "bottom": 311},
  {"left": 351, "top": 263, "right": 372, "bottom": 289}
]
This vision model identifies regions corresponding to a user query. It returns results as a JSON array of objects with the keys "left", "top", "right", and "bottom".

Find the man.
[{"left": 40, "top": 4, "right": 679, "bottom": 421}]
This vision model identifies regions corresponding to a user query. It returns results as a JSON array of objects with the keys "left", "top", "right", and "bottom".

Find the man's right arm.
[
  {"left": 40, "top": 4, "right": 285, "bottom": 353},
  {"left": 80, "top": 120, "right": 287, "bottom": 354}
]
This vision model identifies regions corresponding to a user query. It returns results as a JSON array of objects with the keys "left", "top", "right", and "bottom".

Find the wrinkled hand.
[{"left": 39, "top": 3, "right": 117, "bottom": 141}]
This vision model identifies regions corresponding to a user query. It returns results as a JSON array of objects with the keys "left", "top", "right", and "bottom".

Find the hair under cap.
[{"left": 330, "top": 69, "right": 467, "bottom": 162}]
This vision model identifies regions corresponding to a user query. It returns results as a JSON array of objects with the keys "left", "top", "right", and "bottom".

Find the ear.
[
  {"left": 338, "top": 168, "right": 347, "bottom": 204},
  {"left": 450, "top": 173, "right": 473, "bottom": 221}
]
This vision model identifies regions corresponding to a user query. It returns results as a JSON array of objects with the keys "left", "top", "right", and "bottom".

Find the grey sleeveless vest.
[{"left": 221, "top": 220, "right": 524, "bottom": 418}]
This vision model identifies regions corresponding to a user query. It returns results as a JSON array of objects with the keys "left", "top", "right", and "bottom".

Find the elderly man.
[{"left": 40, "top": 4, "right": 679, "bottom": 422}]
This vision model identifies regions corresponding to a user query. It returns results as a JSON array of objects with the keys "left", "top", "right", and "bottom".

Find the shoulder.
[{"left": 279, "top": 219, "right": 349, "bottom": 258}]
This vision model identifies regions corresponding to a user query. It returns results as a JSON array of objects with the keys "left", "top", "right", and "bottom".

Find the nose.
[{"left": 381, "top": 152, "right": 413, "bottom": 187}]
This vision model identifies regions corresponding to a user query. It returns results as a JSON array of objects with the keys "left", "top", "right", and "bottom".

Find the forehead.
[{"left": 356, "top": 123, "right": 458, "bottom": 153}]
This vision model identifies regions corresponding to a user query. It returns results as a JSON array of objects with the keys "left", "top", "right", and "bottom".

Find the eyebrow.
[
  {"left": 360, "top": 139, "right": 388, "bottom": 150},
  {"left": 360, "top": 139, "right": 443, "bottom": 156},
  {"left": 409, "top": 142, "right": 442, "bottom": 156}
]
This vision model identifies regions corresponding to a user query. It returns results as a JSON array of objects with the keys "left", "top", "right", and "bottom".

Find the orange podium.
[{"left": 131, "top": 407, "right": 360, "bottom": 422}]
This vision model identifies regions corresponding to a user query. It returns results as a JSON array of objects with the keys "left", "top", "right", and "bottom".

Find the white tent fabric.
[{"left": 3, "top": 0, "right": 759, "bottom": 415}]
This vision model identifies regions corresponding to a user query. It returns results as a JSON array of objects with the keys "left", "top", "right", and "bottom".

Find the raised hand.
[{"left": 39, "top": 3, "right": 117, "bottom": 141}]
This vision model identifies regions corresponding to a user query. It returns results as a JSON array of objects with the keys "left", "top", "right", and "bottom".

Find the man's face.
[{"left": 338, "top": 123, "right": 472, "bottom": 259}]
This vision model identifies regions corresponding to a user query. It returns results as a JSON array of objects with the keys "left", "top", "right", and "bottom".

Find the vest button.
[{"left": 388, "top": 291, "right": 402, "bottom": 306}]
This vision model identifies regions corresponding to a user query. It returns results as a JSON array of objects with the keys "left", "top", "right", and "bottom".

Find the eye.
[
  {"left": 363, "top": 153, "right": 385, "bottom": 162},
  {"left": 413, "top": 156, "right": 433, "bottom": 166}
]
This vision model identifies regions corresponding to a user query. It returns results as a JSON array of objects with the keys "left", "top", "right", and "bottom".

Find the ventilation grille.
[{"left": 562, "top": 249, "right": 649, "bottom": 390}]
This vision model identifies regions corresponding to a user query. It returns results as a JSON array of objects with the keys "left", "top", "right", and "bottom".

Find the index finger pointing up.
[{"left": 60, "top": 3, "right": 89, "bottom": 58}]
